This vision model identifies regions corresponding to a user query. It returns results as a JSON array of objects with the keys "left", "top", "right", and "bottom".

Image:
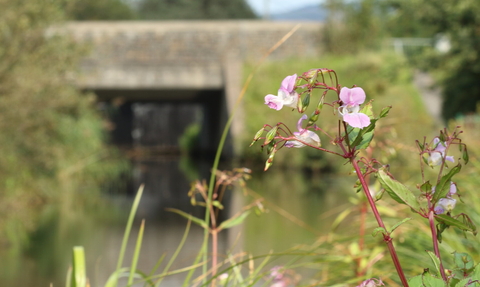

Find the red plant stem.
[
  {"left": 428, "top": 210, "right": 447, "bottom": 281},
  {"left": 351, "top": 159, "right": 409, "bottom": 287}
]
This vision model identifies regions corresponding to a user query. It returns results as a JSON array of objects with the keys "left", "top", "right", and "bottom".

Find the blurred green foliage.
[
  {"left": 135, "top": 0, "right": 257, "bottom": 20},
  {"left": 63, "top": 0, "right": 137, "bottom": 20},
  {"left": 0, "top": 0, "right": 128, "bottom": 248},
  {"left": 324, "top": 0, "right": 480, "bottom": 121}
]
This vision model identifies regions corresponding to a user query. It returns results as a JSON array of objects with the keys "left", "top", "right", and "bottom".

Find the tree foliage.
[
  {"left": 63, "top": 0, "right": 137, "bottom": 20},
  {"left": 0, "top": 0, "right": 126, "bottom": 247},
  {"left": 324, "top": 0, "right": 480, "bottom": 121},
  {"left": 382, "top": 0, "right": 480, "bottom": 120},
  {"left": 136, "top": 0, "right": 257, "bottom": 20}
]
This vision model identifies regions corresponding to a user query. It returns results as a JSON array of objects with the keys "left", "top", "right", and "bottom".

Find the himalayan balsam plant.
[{"left": 250, "top": 69, "right": 478, "bottom": 287}]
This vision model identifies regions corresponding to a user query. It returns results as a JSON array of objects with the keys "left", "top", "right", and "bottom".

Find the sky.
[{"left": 245, "top": 0, "right": 324, "bottom": 16}]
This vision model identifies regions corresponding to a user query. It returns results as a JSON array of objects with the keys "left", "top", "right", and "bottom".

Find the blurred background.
[{"left": 1, "top": 0, "right": 480, "bottom": 285}]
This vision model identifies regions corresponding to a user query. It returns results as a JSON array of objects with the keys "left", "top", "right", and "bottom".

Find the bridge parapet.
[{"left": 64, "top": 21, "right": 323, "bottom": 89}]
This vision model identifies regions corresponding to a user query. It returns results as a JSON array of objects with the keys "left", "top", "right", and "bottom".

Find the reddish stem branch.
[
  {"left": 428, "top": 210, "right": 447, "bottom": 281},
  {"left": 351, "top": 159, "right": 410, "bottom": 287}
]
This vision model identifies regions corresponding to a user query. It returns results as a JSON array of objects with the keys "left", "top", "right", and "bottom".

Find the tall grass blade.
[
  {"left": 128, "top": 219, "right": 145, "bottom": 286},
  {"left": 113, "top": 184, "right": 144, "bottom": 287},
  {"left": 71, "top": 246, "right": 87, "bottom": 287}
]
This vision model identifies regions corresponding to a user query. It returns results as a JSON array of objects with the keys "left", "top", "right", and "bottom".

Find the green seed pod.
[{"left": 264, "top": 126, "right": 278, "bottom": 145}]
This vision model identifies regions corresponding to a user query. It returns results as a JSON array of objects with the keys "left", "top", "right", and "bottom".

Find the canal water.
[{"left": 0, "top": 154, "right": 353, "bottom": 286}]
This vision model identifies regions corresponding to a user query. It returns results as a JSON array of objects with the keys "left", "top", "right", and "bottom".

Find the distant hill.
[{"left": 270, "top": 4, "right": 326, "bottom": 22}]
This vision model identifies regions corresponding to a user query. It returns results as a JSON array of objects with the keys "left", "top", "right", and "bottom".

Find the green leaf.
[
  {"left": 376, "top": 168, "right": 420, "bottom": 212},
  {"left": 379, "top": 106, "right": 392, "bottom": 118},
  {"left": 218, "top": 210, "right": 251, "bottom": 230},
  {"left": 360, "top": 101, "right": 374, "bottom": 118},
  {"left": 455, "top": 278, "right": 474, "bottom": 287},
  {"left": 348, "top": 119, "right": 377, "bottom": 150},
  {"left": 390, "top": 218, "right": 412, "bottom": 234},
  {"left": 166, "top": 208, "right": 208, "bottom": 229},
  {"left": 433, "top": 164, "right": 461, "bottom": 203},
  {"left": 454, "top": 252, "right": 475, "bottom": 270},
  {"left": 408, "top": 272, "right": 446, "bottom": 287},
  {"left": 372, "top": 227, "right": 387, "bottom": 237},
  {"left": 212, "top": 200, "right": 224, "bottom": 209},
  {"left": 435, "top": 214, "right": 475, "bottom": 232},
  {"left": 471, "top": 264, "right": 480, "bottom": 281},
  {"left": 71, "top": 246, "right": 87, "bottom": 287},
  {"left": 420, "top": 181, "right": 433, "bottom": 194},
  {"left": 426, "top": 250, "right": 442, "bottom": 276}
]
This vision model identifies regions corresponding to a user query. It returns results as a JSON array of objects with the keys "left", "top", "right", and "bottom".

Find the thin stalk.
[
  {"left": 428, "top": 210, "right": 447, "bottom": 281},
  {"left": 351, "top": 159, "right": 409, "bottom": 287},
  {"left": 184, "top": 24, "right": 302, "bottom": 286},
  {"left": 127, "top": 219, "right": 145, "bottom": 286}
]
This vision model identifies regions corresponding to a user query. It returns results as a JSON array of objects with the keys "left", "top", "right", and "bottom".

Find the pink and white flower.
[
  {"left": 338, "top": 87, "right": 371, "bottom": 129},
  {"left": 356, "top": 278, "right": 384, "bottom": 287},
  {"left": 428, "top": 137, "right": 455, "bottom": 167},
  {"left": 284, "top": 115, "right": 321, "bottom": 148},
  {"left": 265, "top": 74, "right": 299, "bottom": 110}
]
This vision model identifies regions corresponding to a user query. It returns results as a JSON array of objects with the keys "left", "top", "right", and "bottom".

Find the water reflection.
[{"left": 1, "top": 156, "right": 353, "bottom": 286}]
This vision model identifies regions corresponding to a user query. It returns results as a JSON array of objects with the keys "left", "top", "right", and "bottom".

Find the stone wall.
[{"left": 64, "top": 21, "right": 323, "bottom": 89}]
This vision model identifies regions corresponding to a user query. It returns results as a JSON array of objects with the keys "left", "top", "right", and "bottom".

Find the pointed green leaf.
[
  {"left": 420, "top": 181, "right": 432, "bottom": 194},
  {"left": 212, "top": 200, "right": 224, "bottom": 209},
  {"left": 433, "top": 164, "right": 462, "bottom": 203},
  {"left": 426, "top": 250, "right": 442, "bottom": 276},
  {"left": 455, "top": 278, "right": 474, "bottom": 287},
  {"left": 390, "top": 218, "right": 412, "bottom": 234},
  {"left": 372, "top": 227, "right": 387, "bottom": 237},
  {"left": 471, "top": 264, "right": 480, "bottom": 281},
  {"left": 408, "top": 272, "right": 446, "bottom": 287},
  {"left": 377, "top": 168, "right": 420, "bottom": 212},
  {"left": 218, "top": 210, "right": 251, "bottom": 230},
  {"left": 165, "top": 208, "right": 208, "bottom": 229},
  {"left": 379, "top": 106, "right": 392, "bottom": 118},
  {"left": 348, "top": 119, "right": 377, "bottom": 150},
  {"left": 71, "top": 246, "right": 87, "bottom": 287},
  {"left": 454, "top": 252, "right": 474, "bottom": 270},
  {"left": 435, "top": 214, "right": 474, "bottom": 232},
  {"left": 360, "top": 101, "right": 374, "bottom": 118}
]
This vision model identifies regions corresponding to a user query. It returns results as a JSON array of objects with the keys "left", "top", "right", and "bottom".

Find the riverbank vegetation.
[{"left": 0, "top": 0, "right": 128, "bottom": 251}]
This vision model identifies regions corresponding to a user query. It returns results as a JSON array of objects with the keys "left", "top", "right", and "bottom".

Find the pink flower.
[
  {"left": 284, "top": 115, "right": 321, "bottom": 148},
  {"left": 428, "top": 138, "right": 455, "bottom": 167},
  {"left": 338, "top": 87, "right": 371, "bottom": 129},
  {"left": 356, "top": 278, "right": 384, "bottom": 287},
  {"left": 265, "top": 74, "right": 298, "bottom": 110}
]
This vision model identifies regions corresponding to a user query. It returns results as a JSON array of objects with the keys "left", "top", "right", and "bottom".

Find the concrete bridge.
[{"left": 64, "top": 21, "right": 323, "bottom": 156}]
